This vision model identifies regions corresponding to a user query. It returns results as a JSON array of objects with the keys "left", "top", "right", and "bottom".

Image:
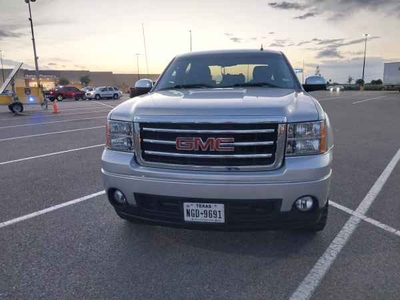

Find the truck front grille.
[{"left": 135, "top": 121, "right": 286, "bottom": 171}]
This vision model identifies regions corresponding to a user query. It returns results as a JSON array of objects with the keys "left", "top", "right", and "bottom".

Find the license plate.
[{"left": 183, "top": 203, "right": 225, "bottom": 223}]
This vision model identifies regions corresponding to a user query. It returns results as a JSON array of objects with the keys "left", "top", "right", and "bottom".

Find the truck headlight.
[
  {"left": 106, "top": 120, "right": 134, "bottom": 152},
  {"left": 286, "top": 120, "right": 327, "bottom": 156}
]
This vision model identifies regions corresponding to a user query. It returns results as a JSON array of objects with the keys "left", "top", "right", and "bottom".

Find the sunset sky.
[{"left": 1, "top": 0, "right": 400, "bottom": 82}]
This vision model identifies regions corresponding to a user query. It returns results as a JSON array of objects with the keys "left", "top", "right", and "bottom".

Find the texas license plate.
[{"left": 183, "top": 203, "right": 225, "bottom": 223}]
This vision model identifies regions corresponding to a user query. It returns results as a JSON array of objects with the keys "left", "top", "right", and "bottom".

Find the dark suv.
[{"left": 47, "top": 86, "right": 86, "bottom": 101}]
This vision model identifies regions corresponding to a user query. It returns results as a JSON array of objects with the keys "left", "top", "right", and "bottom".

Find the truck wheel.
[
  {"left": 9, "top": 102, "right": 24, "bottom": 114},
  {"left": 95, "top": 94, "right": 101, "bottom": 100},
  {"left": 113, "top": 94, "right": 119, "bottom": 99},
  {"left": 56, "top": 94, "right": 63, "bottom": 101}
]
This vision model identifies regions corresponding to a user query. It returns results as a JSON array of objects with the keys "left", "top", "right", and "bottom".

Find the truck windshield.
[{"left": 155, "top": 52, "right": 299, "bottom": 91}]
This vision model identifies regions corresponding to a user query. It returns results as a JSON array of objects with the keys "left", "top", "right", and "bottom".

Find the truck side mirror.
[
  {"left": 303, "top": 76, "right": 327, "bottom": 92},
  {"left": 134, "top": 79, "right": 153, "bottom": 96}
]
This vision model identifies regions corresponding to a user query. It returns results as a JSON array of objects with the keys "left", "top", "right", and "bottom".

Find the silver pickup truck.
[{"left": 102, "top": 49, "right": 333, "bottom": 232}]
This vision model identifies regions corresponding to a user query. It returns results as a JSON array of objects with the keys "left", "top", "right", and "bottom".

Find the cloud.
[
  {"left": 268, "top": 2, "right": 307, "bottom": 10},
  {"left": 74, "top": 64, "right": 86, "bottom": 69},
  {"left": 316, "top": 48, "right": 343, "bottom": 59},
  {"left": 250, "top": 37, "right": 258, "bottom": 41},
  {"left": 294, "top": 12, "right": 319, "bottom": 19},
  {"left": 48, "top": 62, "right": 57, "bottom": 66},
  {"left": 269, "top": 42, "right": 285, "bottom": 47},
  {"left": 230, "top": 37, "right": 243, "bottom": 43},
  {"left": 269, "top": 32, "right": 275, "bottom": 34},
  {"left": 297, "top": 41, "right": 313, "bottom": 46},
  {"left": 225, "top": 33, "right": 233, "bottom": 37},
  {"left": 0, "top": 30, "right": 23, "bottom": 39},
  {"left": 2, "top": 59, "right": 34, "bottom": 69},
  {"left": 298, "top": 36, "right": 380, "bottom": 49},
  {"left": 269, "top": 0, "right": 400, "bottom": 20}
]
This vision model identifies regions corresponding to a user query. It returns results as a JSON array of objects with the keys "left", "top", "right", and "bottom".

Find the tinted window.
[
  {"left": 107, "top": 87, "right": 114, "bottom": 91},
  {"left": 155, "top": 52, "right": 298, "bottom": 91}
]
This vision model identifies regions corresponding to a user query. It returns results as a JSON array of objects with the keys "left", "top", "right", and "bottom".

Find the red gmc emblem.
[{"left": 176, "top": 137, "right": 235, "bottom": 151}]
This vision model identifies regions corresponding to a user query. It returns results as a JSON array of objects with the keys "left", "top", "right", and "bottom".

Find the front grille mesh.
[{"left": 138, "top": 122, "right": 279, "bottom": 167}]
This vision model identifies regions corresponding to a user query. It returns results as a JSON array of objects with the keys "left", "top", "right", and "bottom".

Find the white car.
[{"left": 86, "top": 86, "right": 122, "bottom": 100}]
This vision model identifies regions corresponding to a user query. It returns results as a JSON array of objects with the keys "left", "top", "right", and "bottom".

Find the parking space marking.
[
  {"left": 290, "top": 148, "right": 400, "bottom": 300},
  {"left": 352, "top": 96, "right": 387, "bottom": 105},
  {"left": 0, "top": 144, "right": 104, "bottom": 165},
  {"left": 0, "top": 126, "right": 105, "bottom": 142},
  {"left": 318, "top": 96, "right": 350, "bottom": 102},
  {"left": 0, "top": 116, "right": 106, "bottom": 129},
  {"left": 0, "top": 109, "right": 110, "bottom": 122},
  {"left": 91, "top": 101, "right": 116, "bottom": 109},
  {"left": 0, "top": 191, "right": 105, "bottom": 229},
  {"left": 330, "top": 201, "right": 400, "bottom": 238}
]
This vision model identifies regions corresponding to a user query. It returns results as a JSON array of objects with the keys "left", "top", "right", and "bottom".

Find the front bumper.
[{"left": 102, "top": 149, "right": 332, "bottom": 229}]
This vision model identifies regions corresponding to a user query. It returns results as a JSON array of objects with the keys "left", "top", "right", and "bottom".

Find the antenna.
[{"left": 260, "top": 44, "right": 264, "bottom": 51}]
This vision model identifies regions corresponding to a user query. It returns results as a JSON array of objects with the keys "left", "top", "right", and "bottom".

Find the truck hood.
[{"left": 109, "top": 88, "right": 320, "bottom": 123}]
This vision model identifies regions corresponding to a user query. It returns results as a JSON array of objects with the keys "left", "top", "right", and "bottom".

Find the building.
[{"left": 0, "top": 68, "right": 160, "bottom": 91}]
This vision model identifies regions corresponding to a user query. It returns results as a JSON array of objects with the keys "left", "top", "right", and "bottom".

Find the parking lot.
[{"left": 0, "top": 91, "right": 399, "bottom": 300}]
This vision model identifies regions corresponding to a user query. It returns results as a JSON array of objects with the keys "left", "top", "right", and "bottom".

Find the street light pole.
[
  {"left": 25, "top": 0, "right": 40, "bottom": 88},
  {"left": 361, "top": 33, "right": 369, "bottom": 89},
  {"left": 0, "top": 50, "right": 5, "bottom": 83},
  {"left": 135, "top": 54, "right": 140, "bottom": 81},
  {"left": 189, "top": 30, "right": 192, "bottom": 52}
]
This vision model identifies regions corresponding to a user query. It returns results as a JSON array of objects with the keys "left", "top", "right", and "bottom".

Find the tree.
[
  {"left": 58, "top": 77, "right": 70, "bottom": 86},
  {"left": 80, "top": 75, "right": 91, "bottom": 87},
  {"left": 355, "top": 79, "right": 364, "bottom": 86},
  {"left": 347, "top": 76, "right": 353, "bottom": 84},
  {"left": 370, "top": 79, "right": 383, "bottom": 85}
]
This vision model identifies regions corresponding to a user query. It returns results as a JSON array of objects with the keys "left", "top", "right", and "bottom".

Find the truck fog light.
[
  {"left": 113, "top": 190, "right": 127, "bottom": 205},
  {"left": 295, "top": 196, "right": 314, "bottom": 212}
]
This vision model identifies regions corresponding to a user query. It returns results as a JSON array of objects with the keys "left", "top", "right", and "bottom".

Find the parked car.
[
  {"left": 102, "top": 49, "right": 333, "bottom": 232},
  {"left": 47, "top": 86, "right": 86, "bottom": 101},
  {"left": 327, "top": 85, "right": 344, "bottom": 92},
  {"left": 86, "top": 86, "right": 121, "bottom": 100},
  {"left": 81, "top": 86, "right": 95, "bottom": 93},
  {"left": 129, "top": 79, "right": 154, "bottom": 98}
]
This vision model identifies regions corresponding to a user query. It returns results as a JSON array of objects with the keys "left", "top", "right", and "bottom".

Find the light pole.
[
  {"left": 0, "top": 50, "right": 5, "bottom": 83},
  {"left": 25, "top": 0, "right": 40, "bottom": 88},
  {"left": 135, "top": 53, "right": 141, "bottom": 81},
  {"left": 189, "top": 30, "right": 192, "bottom": 52},
  {"left": 361, "top": 33, "right": 369, "bottom": 89}
]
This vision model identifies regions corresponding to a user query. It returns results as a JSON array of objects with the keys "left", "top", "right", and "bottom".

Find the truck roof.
[{"left": 177, "top": 49, "right": 282, "bottom": 59}]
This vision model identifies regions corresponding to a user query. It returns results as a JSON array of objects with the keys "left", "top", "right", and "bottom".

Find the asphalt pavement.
[{"left": 0, "top": 91, "right": 399, "bottom": 300}]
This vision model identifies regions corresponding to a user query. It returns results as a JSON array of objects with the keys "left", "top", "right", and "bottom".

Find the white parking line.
[
  {"left": 91, "top": 101, "right": 115, "bottom": 109},
  {"left": 0, "top": 144, "right": 104, "bottom": 165},
  {"left": 0, "top": 116, "right": 106, "bottom": 129},
  {"left": 0, "top": 126, "right": 105, "bottom": 142},
  {"left": 318, "top": 96, "right": 350, "bottom": 102},
  {"left": 289, "top": 147, "right": 400, "bottom": 300},
  {"left": 0, "top": 191, "right": 105, "bottom": 229},
  {"left": 330, "top": 201, "right": 400, "bottom": 238},
  {"left": 0, "top": 109, "right": 109, "bottom": 122},
  {"left": 352, "top": 96, "right": 387, "bottom": 105}
]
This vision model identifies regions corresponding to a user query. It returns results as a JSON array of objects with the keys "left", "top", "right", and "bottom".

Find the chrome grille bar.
[
  {"left": 143, "top": 139, "right": 274, "bottom": 146},
  {"left": 142, "top": 128, "right": 275, "bottom": 134},
  {"left": 144, "top": 151, "right": 273, "bottom": 159}
]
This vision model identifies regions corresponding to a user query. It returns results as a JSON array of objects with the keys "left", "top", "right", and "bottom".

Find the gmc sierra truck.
[{"left": 102, "top": 49, "right": 333, "bottom": 232}]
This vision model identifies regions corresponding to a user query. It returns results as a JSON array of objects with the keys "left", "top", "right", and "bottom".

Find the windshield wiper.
[
  {"left": 158, "top": 84, "right": 214, "bottom": 91},
  {"left": 231, "top": 82, "right": 280, "bottom": 88}
]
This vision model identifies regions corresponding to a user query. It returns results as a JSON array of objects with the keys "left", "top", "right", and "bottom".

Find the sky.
[{"left": 0, "top": 0, "right": 400, "bottom": 83}]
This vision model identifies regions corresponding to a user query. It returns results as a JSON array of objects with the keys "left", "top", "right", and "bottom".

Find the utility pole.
[
  {"left": 142, "top": 23, "right": 149, "bottom": 76},
  {"left": 135, "top": 53, "right": 141, "bottom": 81},
  {"left": 302, "top": 60, "right": 305, "bottom": 84},
  {"left": 189, "top": 30, "right": 192, "bottom": 52},
  {"left": 361, "top": 33, "right": 369, "bottom": 89},
  {"left": 25, "top": 0, "right": 40, "bottom": 88},
  {"left": 0, "top": 50, "right": 4, "bottom": 83}
]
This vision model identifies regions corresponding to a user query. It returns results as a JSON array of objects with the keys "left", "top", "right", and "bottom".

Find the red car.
[{"left": 47, "top": 86, "right": 86, "bottom": 101}]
